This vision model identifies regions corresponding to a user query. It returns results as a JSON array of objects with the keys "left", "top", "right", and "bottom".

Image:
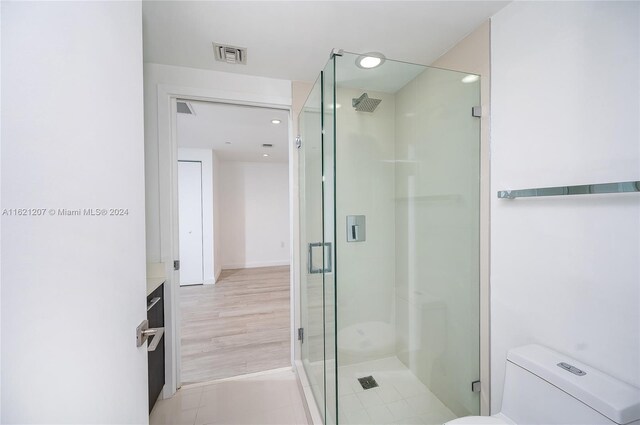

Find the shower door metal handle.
[
  {"left": 308, "top": 242, "right": 321, "bottom": 274},
  {"left": 308, "top": 242, "right": 332, "bottom": 274}
]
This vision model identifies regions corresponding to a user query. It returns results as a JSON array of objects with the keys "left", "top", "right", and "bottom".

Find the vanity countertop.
[
  {"left": 146, "top": 262, "right": 166, "bottom": 296},
  {"left": 147, "top": 277, "right": 165, "bottom": 296}
]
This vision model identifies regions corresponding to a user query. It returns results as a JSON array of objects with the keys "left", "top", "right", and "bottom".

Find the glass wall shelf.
[{"left": 498, "top": 181, "right": 640, "bottom": 199}]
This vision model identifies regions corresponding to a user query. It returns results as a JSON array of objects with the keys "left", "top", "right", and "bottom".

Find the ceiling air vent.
[
  {"left": 176, "top": 101, "right": 194, "bottom": 115},
  {"left": 262, "top": 143, "right": 273, "bottom": 148},
  {"left": 213, "top": 43, "right": 247, "bottom": 65}
]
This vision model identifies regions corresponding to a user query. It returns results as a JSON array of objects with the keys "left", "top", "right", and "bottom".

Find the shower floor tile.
[{"left": 338, "top": 357, "right": 456, "bottom": 425}]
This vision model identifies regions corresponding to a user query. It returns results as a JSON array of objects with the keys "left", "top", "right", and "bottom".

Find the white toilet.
[{"left": 446, "top": 344, "right": 640, "bottom": 425}]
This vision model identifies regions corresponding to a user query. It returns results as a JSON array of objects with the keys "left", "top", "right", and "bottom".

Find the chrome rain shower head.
[{"left": 352, "top": 93, "right": 382, "bottom": 112}]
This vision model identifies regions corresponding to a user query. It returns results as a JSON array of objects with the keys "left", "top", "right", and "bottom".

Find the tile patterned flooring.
[
  {"left": 153, "top": 358, "right": 457, "bottom": 425},
  {"left": 337, "top": 357, "right": 457, "bottom": 425},
  {"left": 180, "top": 266, "right": 291, "bottom": 384},
  {"left": 150, "top": 369, "right": 309, "bottom": 425},
  {"left": 305, "top": 356, "right": 457, "bottom": 425}
]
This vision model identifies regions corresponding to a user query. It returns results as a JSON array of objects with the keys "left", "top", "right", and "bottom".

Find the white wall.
[
  {"left": 212, "top": 151, "right": 222, "bottom": 280},
  {"left": 219, "top": 161, "right": 290, "bottom": 269},
  {"left": 178, "top": 148, "right": 215, "bottom": 283},
  {"left": 1, "top": 2, "right": 148, "bottom": 423},
  {"left": 0, "top": 2, "right": 3, "bottom": 418},
  {"left": 491, "top": 1, "right": 640, "bottom": 412}
]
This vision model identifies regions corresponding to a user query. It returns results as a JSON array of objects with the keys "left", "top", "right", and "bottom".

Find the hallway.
[{"left": 180, "top": 266, "right": 291, "bottom": 384}]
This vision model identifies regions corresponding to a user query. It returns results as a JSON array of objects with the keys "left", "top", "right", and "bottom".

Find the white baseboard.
[{"left": 222, "top": 260, "right": 290, "bottom": 270}]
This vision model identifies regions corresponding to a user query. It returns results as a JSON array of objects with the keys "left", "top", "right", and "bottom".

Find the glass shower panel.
[
  {"left": 322, "top": 57, "right": 338, "bottom": 425},
  {"left": 299, "top": 75, "right": 327, "bottom": 421},
  {"left": 393, "top": 65, "right": 481, "bottom": 420},
  {"left": 333, "top": 52, "right": 481, "bottom": 424}
]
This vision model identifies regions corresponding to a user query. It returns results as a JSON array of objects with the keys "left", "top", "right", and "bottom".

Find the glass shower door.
[
  {"left": 332, "top": 52, "right": 481, "bottom": 425},
  {"left": 299, "top": 76, "right": 327, "bottom": 420},
  {"left": 299, "top": 61, "right": 339, "bottom": 425},
  {"left": 322, "top": 57, "right": 338, "bottom": 425},
  {"left": 300, "top": 51, "right": 481, "bottom": 425}
]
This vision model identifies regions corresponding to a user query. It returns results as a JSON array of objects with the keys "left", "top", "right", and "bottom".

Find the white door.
[
  {"left": 2, "top": 2, "right": 149, "bottom": 423},
  {"left": 178, "top": 161, "right": 205, "bottom": 285}
]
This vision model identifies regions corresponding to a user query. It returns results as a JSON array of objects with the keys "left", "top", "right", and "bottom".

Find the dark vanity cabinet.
[{"left": 147, "top": 283, "right": 165, "bottom": 413}]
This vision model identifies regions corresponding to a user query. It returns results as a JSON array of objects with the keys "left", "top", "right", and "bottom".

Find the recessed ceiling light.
[
  {"left": 271, "top": 119, "right": 281, "bottom": 124},
  {"left": 462, "top": 74, "right": 479, "bottom": 83},
  {"left": 356, "top": 52, "right": 386, "bottom": 69},
  {"left": 263, "top": 154, "right": 270, "bottom": 157}
]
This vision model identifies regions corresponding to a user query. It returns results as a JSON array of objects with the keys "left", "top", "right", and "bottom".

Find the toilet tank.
[{"left": 501, "top": 344, "right": 640, "bottom": 425}]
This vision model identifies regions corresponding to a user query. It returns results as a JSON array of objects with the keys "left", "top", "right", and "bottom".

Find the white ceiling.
[
  {"left": 176, "top": 101, "right": 290, "bottom": 162},
  {"left": 142, "top": 1, "right": 510, "bottom": 83}
]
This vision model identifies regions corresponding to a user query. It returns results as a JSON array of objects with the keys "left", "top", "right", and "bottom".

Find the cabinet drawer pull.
[{"left": 147, "top": 297, "right": 161, "bottom": 311}]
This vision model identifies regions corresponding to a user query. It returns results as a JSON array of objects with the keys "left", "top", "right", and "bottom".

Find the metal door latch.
[
  {"left": 136, "top": 319, "right": 165, "bottom": 352},
  {"left": 471, "top": 380, "right": 481, "bottom": 393}
]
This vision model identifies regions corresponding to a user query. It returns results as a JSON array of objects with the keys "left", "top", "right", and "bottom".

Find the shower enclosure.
[{"left": 298, "top": 51, "right": 480, "bottom": 425}]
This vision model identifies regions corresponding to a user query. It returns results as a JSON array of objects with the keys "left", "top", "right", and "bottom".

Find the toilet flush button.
[
  {"left": 558, "top": 362, "right": 586, "bottom": 376},
  {"left": 569, "top": 366, "right": 586, "bottom": 375}
]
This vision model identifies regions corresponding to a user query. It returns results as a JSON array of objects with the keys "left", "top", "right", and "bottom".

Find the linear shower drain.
[{"left": 357, "top": 376, "right": 378, "bottom": 390}]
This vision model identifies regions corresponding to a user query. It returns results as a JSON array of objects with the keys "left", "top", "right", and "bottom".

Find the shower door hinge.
[
  {"left": 472, "top": 106, "right": 482, "bottom": 118},
  {"left": 298, "top": 328, "right": 304, "bottom": 343},
  {"left": 296, "top": 135, "right": 302, "bottom": 149},
  {"left": 173, "top": 260, "right": 180, "bottom": 271},
  {"left": 471, "top": 380, "right": 481, "bottom": 393}
]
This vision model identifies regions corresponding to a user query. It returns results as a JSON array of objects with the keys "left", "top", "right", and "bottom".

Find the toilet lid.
[{"left": 445, "top": 416, "right": 510, "bottom": 425}]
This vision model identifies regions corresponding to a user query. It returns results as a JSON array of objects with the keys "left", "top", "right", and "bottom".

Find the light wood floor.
[{"left": 180, "top": 266, "right": 291, "bottom": 385}]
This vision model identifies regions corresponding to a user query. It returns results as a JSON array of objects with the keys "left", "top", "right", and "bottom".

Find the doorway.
[{"left": 174, "top": 99, "right": 292, "bottom": 385}]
